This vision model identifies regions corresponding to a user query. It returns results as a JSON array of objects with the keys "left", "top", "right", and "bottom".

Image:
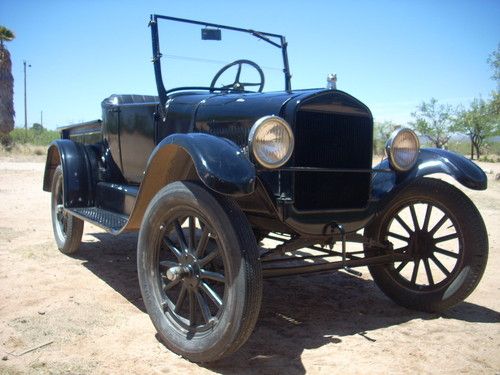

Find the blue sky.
[{"left": 1, "top": 0, "right": 499, "bottom": 129}]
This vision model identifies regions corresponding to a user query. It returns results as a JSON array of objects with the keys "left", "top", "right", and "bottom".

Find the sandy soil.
[{"left": 0, "top": 157, "right": 499, "bottom": 374}]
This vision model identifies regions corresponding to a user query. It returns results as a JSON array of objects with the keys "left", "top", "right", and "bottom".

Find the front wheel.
[
  {"left": 364, "top": 178, "right": 488, "bottom": 312},
  {"left": 137, "top": 181, "right": 262, "bottom": 362}
]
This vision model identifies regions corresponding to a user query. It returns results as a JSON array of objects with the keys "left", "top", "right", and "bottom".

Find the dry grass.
[{"left": 0, "top": 144, "right": 47, "bottom": 162}]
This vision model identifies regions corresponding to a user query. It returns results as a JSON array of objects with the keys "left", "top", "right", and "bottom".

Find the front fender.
[
  {"left": 149, "top": 133, "right": 256, "bottom": 196},
  {"left": 372, "top": 148, "right": 487, "bottom": 199},
  {"left": 125, "top": 133, "right": 255, "bottom": 230}
]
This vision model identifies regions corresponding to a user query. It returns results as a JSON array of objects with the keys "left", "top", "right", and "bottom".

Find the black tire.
[
  {"left": 50, "top": 166, "right": 84, "bottom": 254},
  {"left": 137, "top": 181, "right": 262, "bottom": 362},
  {"left": 364, "top": 178, "right": 488, "bottom": 313}
]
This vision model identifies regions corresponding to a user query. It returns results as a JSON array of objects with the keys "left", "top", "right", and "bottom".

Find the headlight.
[
  {"left": 386, "top": 128, "right": 420, "bottom": 171},
  {"left": 248, "top": 115, "right": 294, "bottom": 169}
]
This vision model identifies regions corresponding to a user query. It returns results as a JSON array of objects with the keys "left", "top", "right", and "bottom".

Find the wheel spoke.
[
  {"left": 434, "top": 232, "right": 459, "bottom": 244},
  {"left": 188, "top": 216, "right": 196, "bottom": 251},
  {"left": 429, "top": 214, "right": 447, "bottom": 235},
  {"left": 195, "top": 227, "right": 210, "bottom": 258},
  {"left": 422, "top": 204, "right": 432, "bottom": 231},
  {"left": 387, "top": 232, "right": 410, "bottom": 242},
  {"left": 174, "top": 220, "right": 188, "bottom": 252},
  {"left": 423, "top": 258, "right": 435, "bottom": 285},
  {"left": 200, "top": 282, "right": 223, "bottom": 308},
  {"left": 395, "top": 215, "right": 413, "bottom": 235},
  {"left": 163, "top": 238, "right": 182, "bottom": 260},
  {"left": 163, "top": 278, "right": 181, "bottom": 291},
  {"left": 174, "top": 284, "right": 187, "bottom": 313},
  {"left": 195, "top": 290, "right": 212, "bottom": 324},
  {"left": 410, "top": 260, "right": 420, "bottom": 284},
  {"left": 409, "top": 205, "right": 420, "bottom": 231},
  {"left": 235, "top": 63, "right": 242, "bottom": 82},
  {"left": 240, "top": 82, "right": 261, "bottom": 86},
  {"left": 430, "top": 255, "right": 451, "bottom": 276},
  {"left": 434, "top": 246, "right": 459, "bottom": 259},
  {"left": 200, "top": 270, "right": 225, "bottom": 283},
  {"left": 199, "top": 248, "right": 220, "bottom": 267},
  {"left": 395, "top": 260, "right": 409, "bottom": 273},
  {"left": 188, "top": 290, "right": 196, "bottom": 326}
]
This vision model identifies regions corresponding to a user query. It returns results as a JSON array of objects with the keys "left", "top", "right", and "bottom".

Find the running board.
[{"left": 68, "top": 207, "right": 128, "bottom": 233}]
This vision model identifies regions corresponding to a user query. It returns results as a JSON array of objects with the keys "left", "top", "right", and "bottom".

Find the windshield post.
[
  {"left": 149, "top": 15, "right": 168, "bottom": 106},
  {"left": 281, "top": 36, "right": 292, "bottom": 92}
]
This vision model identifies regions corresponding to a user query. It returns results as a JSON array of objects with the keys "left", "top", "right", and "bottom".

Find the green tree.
[
  {"left": 31, "top": 123, "right": 44, "bottom": 133},
  {"left": 410, "top": 98, "right": 457, "bottom": 149},
  {"left": 490, "top": 91, "right": 500, "bottom": 118},
  {"left": 0, "top": 26, "right": 15, "bottom": 134},
  {"left": 456, "top": 98, "right": 499, "bottom": 159},
  {"left": 373, "top": 120, "right": 400, "bottom": 155},
  {"left": 487, "top": 43, "right": 499, "bottom": 89},
  {"left": 487, "top": 45, "right": 500, "bottom": 119}
]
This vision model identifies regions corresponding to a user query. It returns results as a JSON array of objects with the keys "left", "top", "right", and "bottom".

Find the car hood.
[{"left": 161, "top": 89, "right": 371, "bottom": 147}]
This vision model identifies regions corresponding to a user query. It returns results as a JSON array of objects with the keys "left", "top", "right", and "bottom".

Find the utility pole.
[
  {"left": 23, "top": 60, "right": 31, "bottom": 136},
  {"left": 41, "top": 110, "right": 43, "bottom": 128}
]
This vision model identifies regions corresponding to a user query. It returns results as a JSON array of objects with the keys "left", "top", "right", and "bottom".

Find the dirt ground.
[{"left": 0, "top": 155, "right": 499, "bottom": 375}]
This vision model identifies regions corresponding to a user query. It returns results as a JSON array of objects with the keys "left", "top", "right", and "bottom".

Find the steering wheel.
[{"left": 210, "top": 59, "right": 265, "bottom": 93}]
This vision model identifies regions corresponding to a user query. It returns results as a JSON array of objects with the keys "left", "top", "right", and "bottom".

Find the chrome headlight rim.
[
  {"left": 248, "top": 115, "right": 294, "bottom": 169},
  {"left": 386, "top": 128, "right": 420, "bottom": 172}
]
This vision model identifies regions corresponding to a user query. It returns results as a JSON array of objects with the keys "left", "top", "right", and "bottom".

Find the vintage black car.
[{"left": 43, "top": 15, "right": 488, "bottom": 362}]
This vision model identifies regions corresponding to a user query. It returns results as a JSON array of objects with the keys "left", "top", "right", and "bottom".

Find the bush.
[{"left": 9, "top": 127, "right": 59, "bottom": 146}]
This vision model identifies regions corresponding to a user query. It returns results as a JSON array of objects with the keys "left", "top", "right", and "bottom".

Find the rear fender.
[
  {"left": 43, "top": 139, "right": 95, "bottom": 207},
  {"left": 372, "top": 148, "right": 487, "bottom": 199}
]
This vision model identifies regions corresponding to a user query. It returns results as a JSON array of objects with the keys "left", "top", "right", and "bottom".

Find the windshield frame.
[{"left": 149, "top": 14, "right": 292, "bottom": 106}]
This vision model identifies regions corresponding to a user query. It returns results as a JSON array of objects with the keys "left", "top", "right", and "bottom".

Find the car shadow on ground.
[{"left": 75, "top": 232, "right": 500, "bottom": 375}]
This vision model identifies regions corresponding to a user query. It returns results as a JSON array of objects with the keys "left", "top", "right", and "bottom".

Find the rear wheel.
[
  {"left": 50, "top": 166, "right": 83, "bottom": 254},
  {"left": 365, "top": 178, "right": 488, "bottom": 312},
  {"left": 137, "top": 181, "right": 262, "bottom": 362}
]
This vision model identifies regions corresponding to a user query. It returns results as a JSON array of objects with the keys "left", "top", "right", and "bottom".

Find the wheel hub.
[
  {"left": 166, "top": 265, "right": 191, "bottom": 282},
  {"left": 167, "top": 253, "right": 201, "bottom": 288},
  {"left": 409, "top": 230, "right": 435, "bottom": 259}
]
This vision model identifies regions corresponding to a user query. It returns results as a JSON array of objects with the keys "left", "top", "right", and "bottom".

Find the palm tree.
[{"left": 0, "top": 26, "right": 16, "bottom": 134}]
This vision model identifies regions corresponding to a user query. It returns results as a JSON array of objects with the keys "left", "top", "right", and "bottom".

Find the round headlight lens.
[
  {"left": 386, "top": 128, "right": 420, "bottom": 171},
  {"left": 248, "top": 116, "right": 294, "bottom": 169}
]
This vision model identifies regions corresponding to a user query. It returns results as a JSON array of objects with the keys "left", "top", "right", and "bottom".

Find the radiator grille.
[{"left": 293, "top": 111, "right": 373, "bottom": 210}]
